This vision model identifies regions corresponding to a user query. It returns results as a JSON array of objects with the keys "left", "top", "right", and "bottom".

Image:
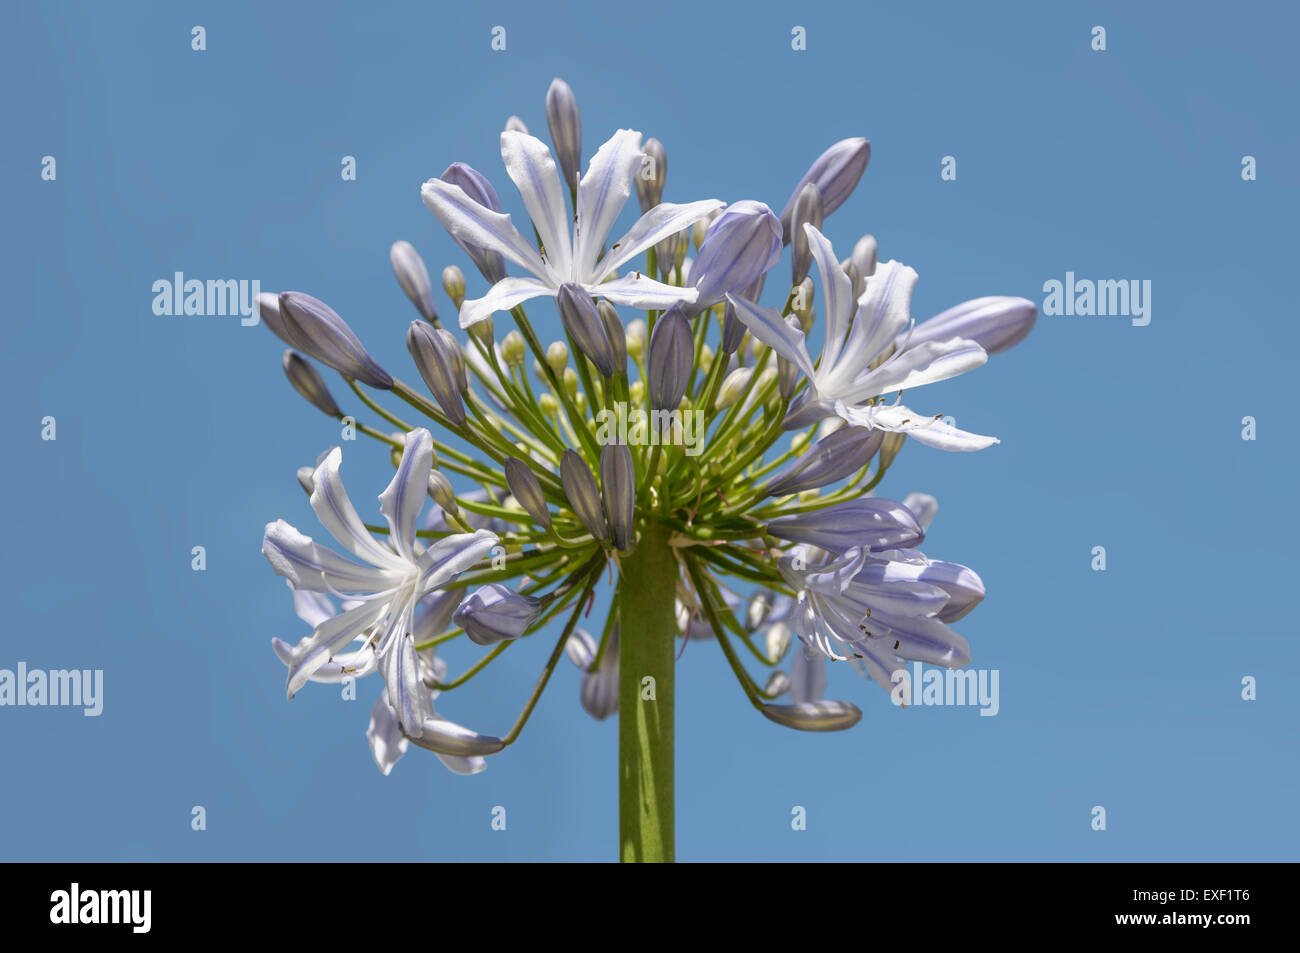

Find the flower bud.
[
  {"left": 628, "top": 379, "right": 644, "bottom": 405},
  {"left": 454, "top": 584, "right": 543, "bottom": 645},
  {"left": 764, "top": 671, "right": 791, "bottom": 698},
  {"left": 687, "top": 200, "right": 782, "bottom": 315},
  {"left": 557, "top": 283, "right": 616, "bottom": 377},
  {"left": 546, "top": 340, "right": 569, "bottom": 376},
  {"left": 275, "top": 292, "right": 392, "bottom": 389},
  {"left": 504, "top": 115, "right": 529, "bottom": 135},
  {"left": 390, "top": 240, "right": 438, "bottom": 323},
  {"left": 441, "top": 265, "right": 466, "bottom": 309},
  {"left": 761, "top": 700, "right": 862, "bottom": 732},
  {"left": 699, "top": 343, "right": 714, "bottom": 374},
  {"left": 878, "top": 431, "right": 905, "bottom": 470},
  {"left": 655, "top": 229, "right": 688, "bottom": 281},
  {"left": 636, "top": 138, "right": 667, "bottom": 213},
  {"left": 766, "top": 621, "right": 792, "bottom": 664},
  {"left": 646, "top": 305, "right": 692, "bottom": 412},
  {"left": 597, "top": 300, "right": 627, "bottom": 376},
  {"left": 545, "top": 78, "right": 582, "bottom": 194},
  {"left": 721, "top": 275, "right": 765, "bottom": 355},
  {"left": 789, "top": 184, "right": 824, "bottom": 286},
  {"left": 501, "top": 329, "right": 526, "bottom": 367},
  {"left": 778, "top": 138, "right": 871, "bottom": 243},
  {"left": 599, "top": 442, "right": 636, "bottom": 551},
  {"left": 426, "top": 470, "right": 459, "bottom": 518},
  {"left": 792, "top": 276, "right": 815, "bottom": 332},
  {"left": 764, "top": 426, "right": 883, "bottom": 497},
  {"left": 435, "top": 329, "right": 468, "bottom": 392},
  {"left": 467, "top": 315, "right": 494, "bottom": 348},
  {"left": 768, "top": 498, "right": 925, "bottom": 554},
  {"left": 281, "top": 350, "right": 341, "bottom": 417},
  {"left": 901, "top": 491, "right": 939, "bottom": 532},
  {"left": 625, "top": 319, "right": 647, "bottom": 360},
  {"left": 539, "top": 393, "right": 558, "bottom": 417},
  {"left": 905, "top": 296, "right": 1037, "bottom": 356},
  {"left": 439, "top": 164, "right": 508, "bottom": 283},
  {"left": 715, "top": 366, "right": 754, "bottom": 411},
  {"left": 560, "top": 450, "right": 609, "bottom": 543},
  {"left": 776, "top": 316, "right": 803, "bottom": 400},
  {"left": 563, "top": 367, "right": 579, "bottom": 399},
  {"left": 852, "top": 234, "right": 878, "bottom": 280},
  {"left": 408, "top": 717, "right": 506, "bottom": 757},
  {"left": 746, "top": 591, "right": 775, "bottom": 632},
  {"left": 407, "top": 321, "right": 466, "bottom": 427},
  {"left": 296, "top": 466, "right": 315, "bottom": 496},
  {"left": 566, "top": 627, "right": 619, "bottom": 721},
  {"left": 504, "top": 457, "right": 551, "bottom": 530},
  {"left": 692, "top": 217, "right": 708, "bottom": 250}
]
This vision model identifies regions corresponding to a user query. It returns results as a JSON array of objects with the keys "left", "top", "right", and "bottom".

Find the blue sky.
[{"left": 2, "top": 0, "right": 1296, "bottom": 861}]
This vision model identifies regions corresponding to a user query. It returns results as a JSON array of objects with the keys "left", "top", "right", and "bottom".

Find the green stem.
[{"left": 618, "top": 520, "right": 677, "bottom": 863}]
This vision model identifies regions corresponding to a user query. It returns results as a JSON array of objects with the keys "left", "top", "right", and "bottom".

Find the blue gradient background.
[{"left": 2, "top": 0, "right": 1296, "bottom": 862}]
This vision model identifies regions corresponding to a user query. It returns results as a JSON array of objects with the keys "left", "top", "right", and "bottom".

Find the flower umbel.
[{"left": 253, "top": 77, "right": 1033, "bottom": 860}]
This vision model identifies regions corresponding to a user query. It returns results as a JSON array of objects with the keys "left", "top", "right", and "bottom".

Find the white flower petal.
[
  {"left": 435, "top": 753, "right": 488, "bottom": 775},
  {"left": 596, "top": 200, "right": 725, "bottom": 279},
  {"left": 262, "top": 519, "right": 397, "bottom": 594},
  {"left": 366, "top": 694, "right": 408, "bottom": 776},
  {"left": 574, "top": 129, "right": 643, "bottom": 278},
  {"left": 823, "top": 260, "right": 919, "bottom": 396},
  {"left": 378, "top": 429, "right": 433, "bottom": 561},
  {"left": 421, "top": 178, "right": 546, "bottom": 277},
  {"left": 457, "top": 276, "right": 555, "bottom": 329},
  {"left": 417, "top": 529, "right": 499, "bottom": 587},
  {"left": 310, "top": 448, "right": 407, "bottom": 571},
  {"left": 804, "top": 225, "right": 855, "bottom": 371},
  {"left": 500, "top": 130, "right": 572, "bottom": 279},
  {"left": 841, "top": 402, "right": 998, "bottom": 451},
  {"left": 286, "top": 597, "right": 391, "bottom": 698},
  {"left": 726, "top": 294, "right": 817, "bottom": 383},
  {"left": 597, "top": 273, "right": 695, "bottom": 312},
  {"left": 842, "top": 336, "right": 987, "bottom": 404}
]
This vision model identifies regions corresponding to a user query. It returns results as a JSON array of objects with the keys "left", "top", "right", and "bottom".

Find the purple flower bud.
[
  {"left": 504, "top": 457, "right": 551, "bottom": 530},
  {"left": 440, "top": 162, "right": 507, "bottom": 283},
  {"left": 545, "top": 78, "right": 582, "bottom": 194},
  {"left": 776, "top": 315, "right": 802, "bottom": 399},
  {"left": 406, "top": 321, "right": 466, "bottom": 427},
  {"left": 646, "top": 306, "right": 692, "bottom": 412},
  {"left": 408, "top": 717, "right": 506, "bottom": 756},
  {"left": 852, "top": 234, "right": 878, "bottom": 278},
  {"left": 761, "top": 700, "right": 862, "bottom": 732},
  {"left": 281, "top": 350, "right": 341, "bottom": 417},
  {"left": 636, "top": 138, "right": 667, "bottom": 212},
  {"left": 904, "top": 296, "right": 1037, "bottom": 356},
  {"left": 504, "top": 115, "right": 529, "bottom": 135},
  {"left": 557, "top": 283, "right": 616, "bottom": 377},
  {"left": 389, "top": 240, "right": 438, "bottom": 323},
  {"left": 721, "top": 274, "right": 765, "bottom": 355},
  {"left": 566, "top": 626, "right": 619, "bottom": 720},
  {"left": 789, "top": 184, "right": 824, "bottom": 286},
  {"left": 764, "top": 426, "right": 883, "bottom": 497},
  {"left": 560, "top": 450, "right": 609, "bottom": 543},
  {"left": 655, "top": 229, "right": 688, "bottom": 281},
  {"left": 600, "top": 442, "right": 636, "bottom": 551},
  {"left": 768, "top": 498, "right": 925, "bottom": 553},
  {"left": 779, "top": 138, "right": 871, "bottom": 243},
  {"left": 597, "top": 300, "right": 627, "bottom": 376},
  {"left": 454, "top": 583, "right": 543, "bottom": 645},
  {"left": 277, "top": 292, "right": 392, "bottom": 389},
  {"left": 687, "top": 201, "right": 782, "bottom": 316}
]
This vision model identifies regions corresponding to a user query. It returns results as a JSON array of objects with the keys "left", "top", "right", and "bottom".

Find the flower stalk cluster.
[{"left": 255, "top": 78, "right": 1034, "bottom": 861}]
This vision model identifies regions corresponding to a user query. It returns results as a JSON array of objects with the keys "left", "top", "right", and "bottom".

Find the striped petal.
[
  {"left": 726, "top": 293, "right": 816, "bottom": 382},
  {"left": 310, "top": 448, "right": 406, "bottom": 572},
  {"left": 595, "top": 200, "right": 724, "bottom": 280},
  {"left": 421, "top": 178, "right": 546, "bottom": 277},
  {"left": 285, "top": 597, "right": 391, "bottom": 698},
  {"left": 261, "top": 520, "right": 396, "bottom": 594},
  {"left": 575, "top": 129, "right": 643, "bottom": 278},
  {"left": 458, "top": 276, "right": 555, "bottom": 329},
  {"left": 500, "top": 130, "right": 572, "bottom": 279}
]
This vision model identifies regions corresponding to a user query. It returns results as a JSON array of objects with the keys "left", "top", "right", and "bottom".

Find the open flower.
[
  {"left": 422, "top": 128, "right": 723, "bottom": 327},
  {"left": 779, "top": 543, "right": 976, "bottom": 696},
  {"left": 728, "top": 224, "right": 997, "bottom": 451},
  {"left": 261, "top": 428, "right": 499, "bottom": 740}
]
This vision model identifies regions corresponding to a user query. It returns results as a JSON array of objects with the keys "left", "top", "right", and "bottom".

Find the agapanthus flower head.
[{"left": 253, "top": 77, "right": 1031, "bottom": 853}]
